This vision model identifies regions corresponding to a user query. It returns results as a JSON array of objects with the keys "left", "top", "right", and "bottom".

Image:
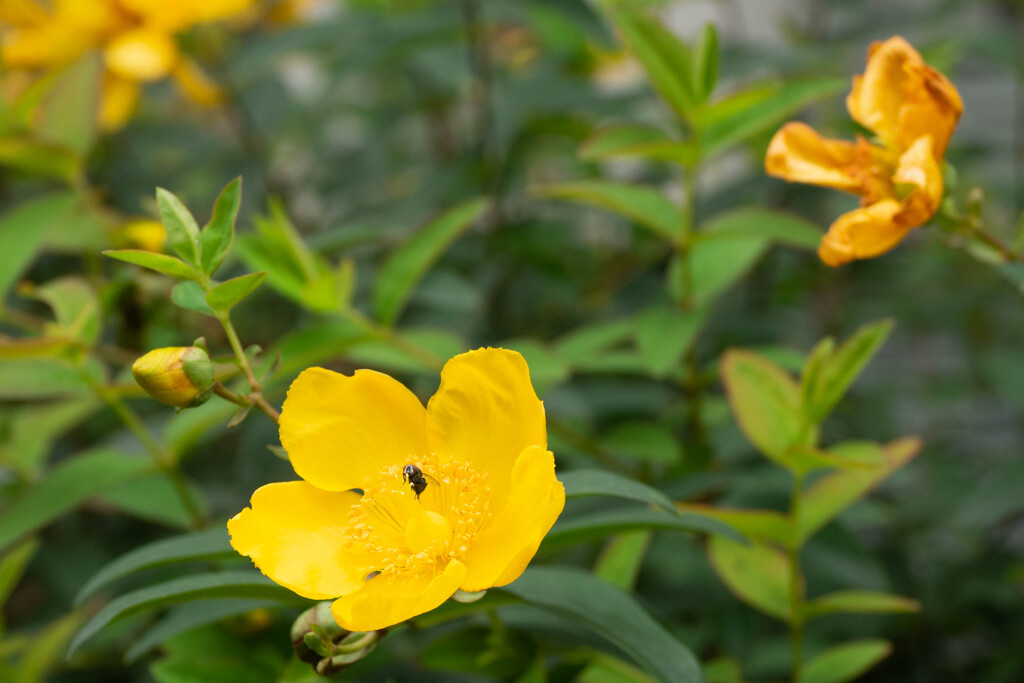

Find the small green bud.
[
  {"left": 291, "top": 602, "right": 384, "bottom": 674},
  {"left": 131, "top": 346, "right": 214, "bottom": 408}
]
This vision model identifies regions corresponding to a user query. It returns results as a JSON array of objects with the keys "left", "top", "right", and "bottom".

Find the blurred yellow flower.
[
  {"left": 132, "top": 346, "right": 214, "bottom": 408},
  {"left": 0, "top": 0, "right": 256, "bottom": 130},
  {"left": 228, "top": 348, "right": 565, "bottom": 632},
  {"left": 120, "top": 219, "right": 166, "bottom": 252},
  {"left": 766, "top": 36, "right": 962, "bottom": 266}
]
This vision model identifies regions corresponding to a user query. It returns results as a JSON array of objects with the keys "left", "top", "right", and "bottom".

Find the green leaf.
[
  {"left": 543, "top": 508, "right": 743, "bottom": 553},
  {"left": 801, "top": 640, "right": 892, "bottom": 683},
  {"left": 579, "top": 123, "right": 697, "bottom": 165},
  {"left": 601, "top": 420, "right": 681, "bottom": 465},
  {"left": 503, "top": 567, "right": 703, "bottom": 682},
  {"left": 691, "top": 24, "right": 718, "bottom": 102},
  {"left": 170, "top": 280, "right": 214, "bottom": 315},
  {"left": 125, "top": 599, "right": 281, "bottom": 664},
  {"left": 0, "top": 450, "right": 151, "bottom": 555},
  {"left": 802, "top": 320, "right": 894, "bottom": 424},
  {"left": 0, "top": 137, "right": 78, "bottom": 180},
  {"left": 677, "top": 233, "right": 768, "bottom": 305},
  {"left": 32, "top": 276, "right": 101, "bottom": 346},
  {"left": 699, "top": 208, "right": 822, "bottom": 250},
  {"left": 804, "top": 590, "right": 920, "bottom": 620},
  {"left": 578, "top": 654, "right": 658, "bottom": 683},
  {"left": 555, "top": 319, "right": 633, "bottom": 367},
  {"left": 103, "top": 250, "right": 201, "bottom": 281},
  {"left": 708, "top": 536, "right": 793, "bottom": 621},
  {"left": 607, "top": 6, "right": 698, "bottom": 123},
  {"left": 101, "top": 474, "right": 208, "bottom": 529},
  {"left": 798, "top": 438, "right": 921, "bottom": 541},
  {"left": 156, "top": 188, "right": 202, "bottom": 266},
  {"left": 536, "top": 181, "right": 681, "bottom": 242},
  {"left": 698, "top": 77, "right": 847, "bottom": 160},
  {"left": 0, "top": 192, "right": 77, "bottom": 296},
  {"left": 0, "top": 538, "right": 40, "bottom": 607},
  {"left": 372, "top": 197, "right": 489, "bottom": 324},
  {"left": 75, "top": 528, "right": 234, "bottom": 605},
  {"left": 594, "top": 531, "right": 652, "bottom": 590},
  {"left": 720, "top": 349, "right": 805, "bottom": 466},
  {"left": 561, "top": 469, "right": 678, "bottom": 514},
  {"left": 36, "top": 54, "right": 100, "bottom": 156},
  {"left": 205, "top": 272, "right": 267, "bottom": 312},
  {"left": 200, "top": 177, "right": 241, "bottom": 275},
  {"left": 13, "top": 609, "right": 86, "bottom": 683},
  {"left": 634, "top": 305, "right": 707, "bottom": 377},
  {"left": 676, "top": 504, "right": 792, "bottom": 546},
  {"left": 0, "top": 357, "right": 101, "bottom": 399},
  {"left": 67, "top": 571, "right": 308, "bottom": 658}
]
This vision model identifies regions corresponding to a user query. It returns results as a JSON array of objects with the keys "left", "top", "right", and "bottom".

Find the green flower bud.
[
  {"left": 290, "top": 602, "right": 384, "bottom": 674},
  {"left": 131, "top": 346, "right": 214, "bottom": 408}
]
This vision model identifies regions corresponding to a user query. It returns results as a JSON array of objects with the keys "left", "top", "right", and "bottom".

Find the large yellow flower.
[
  {"left": 228, "top": 348, "right": 565, "bottom": 632},
  {"left": 765, "top": 36, "right": 963, "bottom": 266}
]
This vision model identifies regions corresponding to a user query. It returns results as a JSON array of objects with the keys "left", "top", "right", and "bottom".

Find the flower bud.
[
  {"left": 290, "top": 602, "right": 383, "bottom": 674},
  {"left": 131, "top": 346, "right": 214, "bottom": 408}
]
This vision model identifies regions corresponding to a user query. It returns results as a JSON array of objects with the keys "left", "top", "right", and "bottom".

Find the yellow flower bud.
[{"left": 132, "top": 347, "right": 214, "bottom": 408}]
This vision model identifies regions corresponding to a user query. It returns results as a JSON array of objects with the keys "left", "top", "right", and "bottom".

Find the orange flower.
[{"left": 766, "top": 36, "right": 962, "bottom": 266}]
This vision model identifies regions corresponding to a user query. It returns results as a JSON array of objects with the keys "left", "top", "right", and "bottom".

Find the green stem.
[
  {"left": 215, "top": 311, "right": 280, "bottom": 423},
  {"left": 789, "top": 472, "right": 806, "bottom": 683},
  {"left": 97, "top": 386, "right": 205, "bottom": 529}
]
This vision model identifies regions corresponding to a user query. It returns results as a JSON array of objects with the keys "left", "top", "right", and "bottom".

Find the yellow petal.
[
  {"left": 227, "top": 481, "right": 369, "bottom": 600},
  {"left": 99, "top": 74, "right": 140, "bottom": 132},
  {"left": 765, "top": 122, "right": 865, "bottom": 193},
  {"left": 459, "top": 445, "right": 564, "bottom": 592},
  {"left": 818, "top": 199, "right": 907, "bottom": 267},
  {"left": 172, "top": 58, "right": 225, "bottom": 106},
  {"left": 846, "top": 36, "right": 921, "bottom": 151},
  {"left": 892, "top": 134, "right": 943, "bottom": 228},
  {"left": 895, "top": 61, "right": 962, "bottom": 158},
  {"left": 330, "top": 560, "right": 467, "bottom": 631},
  {"left": 426, "top": 348, "right": 546, "bottom": 508},
  {"left": 104, "top": 28, "right": 179, "bottom": 83},
  {"left": 0, "top": 0, "right": 48, "bottom": 26},
  {"left": 279, "top": 367, "right": 429, "bottom": 492}
]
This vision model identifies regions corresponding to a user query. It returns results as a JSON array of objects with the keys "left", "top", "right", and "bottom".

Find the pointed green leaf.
[
  {"left": 0, "top": 450, "right": 152, "bottom": 555},
  {"left": 708, "top": 536, "right": 793, "bottom": 621},
  {"left": 579, "top": 123, "right": 698, "bottom": 165},
  {"left": 503, "top": 567, "right": 702, "bottom": 682},
  {"left": 678, "top": 233, "right": 769, "bottom": 305},
  {"left": 205, "top": 272, "right": 267, "bottom": 312},
  {"left": 200, "top": 177, "right": 241, "bottom": 275},
  {"left": 634, "top": 305, "right": 707, "bottom": 377},
  {"left": 595, "top": 531, "right": 652, "bottom": 590},
  {"left": 0, "top": 137, "right": 79, "bottom": 180},
  {"left": 543, "top": 508, "right": 743, "bottom": 554},
  {"left": 803, "top": 320, "right": 894, "bottom": 423},
  {"left": 804, "top": 590, "right": 920, "bottom": 620},
  {"left": 720, "top": 349, "right": 805, "bottom": 465},
  {"left": 798, "top": 438, "right": 921, "bottom": 541},
  {"left": 0, "top": 192, "right": 77, "bottom": 296},
  {"left": 36, "top": 54, "right": 100, "bottom": 156},
  {"left": 692, "top": 23, "right": 719, "bottom": 101},
  {"left": 75, "top": 528, "right": 233, "bottom": 605},
  {"left": 372, "top": 197, "right": 489, "bottom": 324},
  {"left": 676, "top": 504, "right": 792, "bottom": 546},
  {"left": 698, "top": 76, "right": 847, "bottom": 160},
  {"left": 171, "top": 280, "right": 214, "bottom": 315},
  {"left": 699, "top": 208, "right": 822, "bottom": 250},
  {"left": 607, "top": 6, "right": 698, "bottom": 123},
  {"left": 67, "top": 571, "right": 308, "bottom": 658},
  {"left": 33, "top": 276, "right": 101, "bottom": 346},
  {"left": 555, "top": 319, "right": 633, "bottom": 365},
  {"left": 156, "top": 188, "right": 202, "bottom": 266},
  {"left": 801, "top": 640, "right": 892, "bottom": 683},
  {"left": 561, "top": 469, "right": 678, "bottom": 514},
  {"left": 104, "top": 250, "right": 201, "bottom": 281},
  {"left": 537, "top": 181, "right": 681, "bottom": 242},
  {"left": 0, "top": 538, "right": 40, "bottom": 607}
]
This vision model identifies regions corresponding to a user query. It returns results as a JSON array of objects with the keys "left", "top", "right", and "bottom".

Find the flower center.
[{"left": 344, "top": 458, "right": 491, "bottom": 578}]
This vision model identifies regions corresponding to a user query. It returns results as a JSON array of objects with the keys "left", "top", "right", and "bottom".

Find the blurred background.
[{"left": 1, "top": 0, "right": 1022, "bottom": 681}]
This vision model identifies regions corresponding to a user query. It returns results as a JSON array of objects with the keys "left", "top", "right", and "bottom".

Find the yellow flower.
[
  {"left": 765, "top": 36, "right": 963, "bottom": 266},
  {"left": 120, "top": 218, "right": 167, "bottom": 252},
  {"left": 228, "top": 348, "right": 565, "bottom": 632},
  {"left": 132, "top": 346, "right": 214, "bottom": 408}
]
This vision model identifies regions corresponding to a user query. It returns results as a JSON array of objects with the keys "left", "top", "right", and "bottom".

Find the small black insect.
[{"left": 402, "top": 464, "right": 429, "bottom": 499}]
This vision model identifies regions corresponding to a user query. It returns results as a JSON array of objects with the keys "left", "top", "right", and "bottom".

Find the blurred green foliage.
[{"left": 1, "top": 1, "right": 1023, "bottom": 682}]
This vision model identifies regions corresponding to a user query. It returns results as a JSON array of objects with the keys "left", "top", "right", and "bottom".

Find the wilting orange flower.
[
  {"left": 228, "top": 348, "right": 565, "bottom": 631},
  {"left": 0, "top": 0, "right": 255, "bottom": 130},
  {"left": 766, "top": 36, "right": 962, "bottom": 266}
]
